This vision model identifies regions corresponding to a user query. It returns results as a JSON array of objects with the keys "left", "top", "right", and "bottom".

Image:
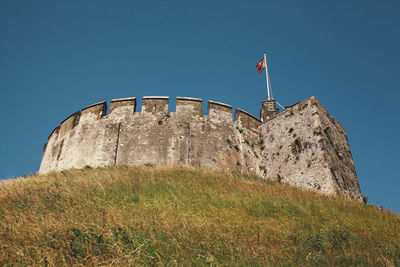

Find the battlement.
[
  {"left": 110, "top": 97, "right": 137, "bottom": 114},
  {"left": 81, "top": 101, "right": 107, "bottom": 118},
  {"left": 235, "top": 108, "right": 262, "bottom": 131},
  {"left": 208, "top": 100, "right": 232, "bottom": 122},
  {"left": 39, "top": 95, "right": 361, "bottom": 201},
  {"left": 176, "top": 97, "right": 202, "bottom": 116},
  {"left": 142, "top": 96, "right": 169, "bottom": 115},
  {"left": 59, "top": 111, "right": 81, "bottom": 138},
  {"left": 46, "top": 96, "right": 261, "bottom": 142}
]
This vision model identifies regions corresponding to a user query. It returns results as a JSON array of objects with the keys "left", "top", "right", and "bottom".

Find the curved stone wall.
[
  {"left": 39, "top": 96, "right": 362, "bottom": 201},
  {"left": 40, "top": 97, "right": 264, "bottom": 177}
]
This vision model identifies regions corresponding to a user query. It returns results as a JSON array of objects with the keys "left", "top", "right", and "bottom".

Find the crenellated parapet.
[
  {"left": 81, "top": 101, "right": 107, "bottom": 119},
  {"left": 208, "top": 100, "right": 232, "bottom": 122},
  {"left": 39, "top": 96, "right": 362, "bottom": 202},
  {"left": 110, "top": 97, "right": 136, "bottom": 115},
  {"left": 176, "top": 97, "right": 202, "bottom": 117},
  {"left": 235, "top": 108, "right": 262, "bottom": 132},
  {"left": 59, "top": 111, "right": 81, "bottom": 138},
  {"left": 142, "top": 96, "right": 169, "bottom": 115},
  {"left": 46, "top": 97, "right": 259, "bottom": 138}
]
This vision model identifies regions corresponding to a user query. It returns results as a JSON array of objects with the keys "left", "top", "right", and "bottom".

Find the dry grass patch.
[{"left": 0, "top": 165, "right": 399, "bottom": 266}]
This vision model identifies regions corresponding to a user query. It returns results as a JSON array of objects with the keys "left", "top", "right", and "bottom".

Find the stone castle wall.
[
  {"left": 40, "top": 96, "right": 362, "bottom": 201},
  {"left": 257, "top": 97, "right": 360, "bottom": 200}
]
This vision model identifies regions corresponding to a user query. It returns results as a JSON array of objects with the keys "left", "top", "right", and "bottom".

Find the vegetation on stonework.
[{"left": 0, "top": 166, "right": 399, "bottom": 266}]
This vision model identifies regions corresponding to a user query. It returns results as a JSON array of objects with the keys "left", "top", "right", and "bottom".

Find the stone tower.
[{"left": 260, "top": 99, "right": 280, "bottom": 122}]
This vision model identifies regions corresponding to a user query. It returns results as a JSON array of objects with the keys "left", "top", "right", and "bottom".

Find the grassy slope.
[{"left": 0, "top": 166, "right": 399, "bottom": 266}]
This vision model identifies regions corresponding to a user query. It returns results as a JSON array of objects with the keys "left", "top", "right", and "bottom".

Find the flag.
[{"left": 256, "top": 57, "right": 266, "bottom": 73}]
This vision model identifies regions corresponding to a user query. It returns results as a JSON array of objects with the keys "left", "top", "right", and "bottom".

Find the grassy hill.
[{"left": 0, "top": 165, "right": 399, "bottom": 266}]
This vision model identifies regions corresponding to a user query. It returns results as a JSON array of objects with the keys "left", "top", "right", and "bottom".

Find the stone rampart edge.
[
  {"left": 143, "top": 96, "right": 169, "bottom": 99},
  {"left": 44, "top": 96, "right": 262, "bottom": 141},
  {"left": 208, "top": 100, "right": 232, "bottom": 109},
  {"left": 48, "top": 126, "right": 60, "bottom": 140},
  {"left": 59, "top": 111, "right": 81, "bottom": 126},
  {"left": 176, "top": 96, "right": 202, "bottom": 102},
  {"left": 111, "top": 97, "right": 137, "bottom": 103},
  {"left": 235, "top": 108, "right": 262, "bottom": 123},
  {"left": 81, "top": 101, "right": 107, "bottom": 112}
]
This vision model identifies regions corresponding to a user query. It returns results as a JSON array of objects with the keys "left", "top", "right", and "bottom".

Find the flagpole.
[{"left": 264, "top": 52, "right": 271, "bottom": 100}]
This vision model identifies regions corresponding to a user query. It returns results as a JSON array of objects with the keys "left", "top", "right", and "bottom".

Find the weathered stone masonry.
[{"left": 40, "top": 96, "right": 362, "bottom": 201}]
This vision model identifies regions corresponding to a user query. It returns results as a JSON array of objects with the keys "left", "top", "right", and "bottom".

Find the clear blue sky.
[{"left": 1, "top": 1, "right": 399, "bottom": 212}]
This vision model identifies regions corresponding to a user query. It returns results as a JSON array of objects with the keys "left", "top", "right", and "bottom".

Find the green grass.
[{"left": 0, "top": 165, "right": 399, "bottom": 266}]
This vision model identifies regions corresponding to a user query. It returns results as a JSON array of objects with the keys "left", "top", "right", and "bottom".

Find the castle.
[{"left": 39, "top": 96, "right": 362, "bottom": 201}]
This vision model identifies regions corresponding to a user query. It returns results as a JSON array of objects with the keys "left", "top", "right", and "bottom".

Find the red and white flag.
[{"left": 256, "top": 57, "right": 266, "bottom": 73}]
